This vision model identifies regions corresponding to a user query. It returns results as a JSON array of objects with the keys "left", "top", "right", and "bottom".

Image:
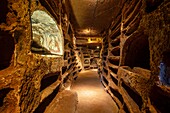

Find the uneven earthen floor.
[{"left": 71, "top": 69, "right": 118, "bottom": 113}]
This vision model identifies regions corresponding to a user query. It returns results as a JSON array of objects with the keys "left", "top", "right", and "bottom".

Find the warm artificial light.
[
  {"left": 83, "top": 29, "right": 90, "bottom": 34},
  {"left": 88, "top": 38, "right": 91, "bottom": 43}
]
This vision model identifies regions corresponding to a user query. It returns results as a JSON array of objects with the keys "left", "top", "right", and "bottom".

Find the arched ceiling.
[{"left": 65, "top": 0, "right": 124, "bottom": 38}]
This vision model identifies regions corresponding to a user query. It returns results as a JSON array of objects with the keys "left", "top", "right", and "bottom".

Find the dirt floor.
[
  {"left": 44, "top": 90, "right": 78, "bottom": 113},
  {"left": 71, "top": 69, "right": 118, "bottom": 113}
]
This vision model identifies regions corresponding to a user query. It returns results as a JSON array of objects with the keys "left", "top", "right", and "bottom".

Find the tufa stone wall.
[
  {"left": 0, "top": 0, "right": 65, "bottom": 113},
  {"left": 100, "top": 0, "right": 170, "bottom": 113},
  {"left": 140, "top": 0, "right": 170, "bottom": 75}
]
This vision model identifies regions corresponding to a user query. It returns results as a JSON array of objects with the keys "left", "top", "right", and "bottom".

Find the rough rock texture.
[
  {"left": 0, "top": 0, "right": 169, "bottom": 113},
  {"left": 140, "top": 0, "right": 170, "bottom": 75},
  {"left": 118, "top": 66, "right": 152, "bottom": 97},
  {"left": 0, "top": 0, "right": 72, "bottom": 113},
  {"left": 100, "top": 0, "right": 170, "bottom": 113},
  {"left": 117, "top": 66, "right": 155, "bottom": 112}
]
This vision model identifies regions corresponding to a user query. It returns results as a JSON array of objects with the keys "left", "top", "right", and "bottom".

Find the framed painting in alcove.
[{"left": 31, "top": 10, "right": 64, "bottom": 56}]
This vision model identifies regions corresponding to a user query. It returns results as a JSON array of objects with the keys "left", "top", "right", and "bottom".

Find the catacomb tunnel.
[{"left": 0, "top": 0, "right": 170, "bottom": 113}]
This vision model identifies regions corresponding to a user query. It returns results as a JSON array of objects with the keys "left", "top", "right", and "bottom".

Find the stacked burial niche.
[
  {"left": 30, "top": 10, "right": 64, "bottom": 113},
  {"left": 31, "top": 10, "right": 64, "bottom": 55},
  {"left": 0, "top": 30, "right": 15, "bottom": 70},
  {"left": 124, "top": 34, "right": 150, "bottom": 69},
  {"left": 0, "top": 0, "right": 15, "bottom": 70}
]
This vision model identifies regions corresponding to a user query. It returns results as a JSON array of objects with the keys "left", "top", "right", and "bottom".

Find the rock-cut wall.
[
  {"left": 99, "top": 0, "right": 170, "bottom": 113},
  {"left": 0, "top": 0, "right": 81, "bottom": 113}
]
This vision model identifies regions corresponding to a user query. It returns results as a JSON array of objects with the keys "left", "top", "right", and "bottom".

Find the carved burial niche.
[
  {"left": 34, "top": 85, "right": 60, "bottom": 113},
  {"left": 0, "top": 88, "right": 13, "bottom": 107},
  {"left": 145, "top": 0, "right": 164, "bottom": 13},
  {"left": 31, "top": 10, "right": 64, "bottom": 56},
  {"left": 125, "top": 35, "right": 150, "bottom": 69},
  {"left": 0, "top": 0, "right": 8, "bottom": 24},
  {"left": 0, "top": 30, "right": 15, "bottom": 70},
  {"left": 0, "top": 1, "right": 14, "bottom": 70},
  {"left": 40, "top": 72, "right": 60, "bottom": 91}
]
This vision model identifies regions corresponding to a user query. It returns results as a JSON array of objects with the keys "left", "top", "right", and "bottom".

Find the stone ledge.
[{"left": 117, "top": 66, "right": 152, "bottom": 97}]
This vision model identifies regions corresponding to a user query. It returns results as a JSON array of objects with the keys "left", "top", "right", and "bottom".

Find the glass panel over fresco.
[{"left": 31, "top": 10, "right": 63, "bottom": 55}]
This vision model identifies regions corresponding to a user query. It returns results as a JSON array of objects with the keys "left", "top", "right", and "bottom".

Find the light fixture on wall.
[{"left": 88, "top": 38, "right": 91, "bottom": 43}]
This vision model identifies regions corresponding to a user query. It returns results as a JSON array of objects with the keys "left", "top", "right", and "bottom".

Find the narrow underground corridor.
[
  {"left": 0, "top": 0, "right": 170, "bottom": 113},
  {"left": 71, "top": 69, "right": 118, "bottom": 113}
]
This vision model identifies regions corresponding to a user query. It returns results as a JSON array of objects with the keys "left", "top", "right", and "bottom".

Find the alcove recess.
[
  {"left": 0, "top": 1, "right": 17, "bottom": 113},
  {"left": 32, "top": 1, "right": 79, "bottom": 112},
  {"left": 117, "top": 0, "right": 153, "bottom": 112},
  {"left": 0, "top": 0, "right": 15, "bottom": 70},
  {"left": 149, "top": 84, "right": 170, "bottom": 113},
  {"left": 90, "top": 49, "right": 100, "bottom": 69},
  {"left": 144, "top": 2, "right": 170, "bottom": 107},
  {"left": 0, "top": 0, "right": 8, "bottom": 24},
  {"left": 99, "top": 18, "right": 123, "bottom": 112},
  {"left": 0, "top": 30, "right": 15, "bottom": 70},
  {"left": 124, "top": 34, "right": 150, "bottom": 70},
  {"left": 0, "top": 88, "right": 14, "bottom": 107},
  {"left": 118, "top": 31, "right": 150, "bottom": 113},
  {"left": 121, "top": 0, "right": 152, "bottom": 112},
  {"left": 100, "top": 31, "right": 127, "bottom": 112},
  {"left": 29, "top": 1, "right": 65, "bottom": 112},
  {"left": 99, "top": 0, "right": 156, "bottom": 112},
  {"left": 62, "top": 23, "right": 82, "bottom": 85},
  {"left": 100, "top": 33, "right": 110, "bottom": 88},
  {"left": 34, "top": 84, "right": 60, "bottom": 113}
]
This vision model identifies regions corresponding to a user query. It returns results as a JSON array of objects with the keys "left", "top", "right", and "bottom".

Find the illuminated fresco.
[{"left": 31, "top": 10, "right": 63, "bottom": 55}]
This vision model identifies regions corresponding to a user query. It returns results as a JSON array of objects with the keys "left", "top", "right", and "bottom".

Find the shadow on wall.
[
  {"left": 125, "top": 35, "right": 150, "bottom": 70},
  {"left": 0, "top": 0, "right": 9, "bottom": 24},
  {"left": 0, "top": 30, "right": 15, "bottom": 70},
  {"left": 145, "top": 0, "right": 164, "bottom": 13},
  {"left": 150, "top": 84, "right": 170, "bottom": 113},
  {"left": 0, "top": 88, "right": 14, "bottom": 107}
]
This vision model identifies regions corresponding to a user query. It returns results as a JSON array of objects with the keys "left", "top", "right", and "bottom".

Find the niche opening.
[
  {"left": 125, "top": 36, "right": 150, "bottom": 69},
  {"left": 40, "top": 72, "right": 60, "bottom": 91},
  {"left": 0, "top": 88, "right": 13, "bottom": 107},
  {"left": 0, "top": 0, "right": 9, "bottom": 24},
  {"left": 0, "top": 30, "right": 15, "bottom": 70}
]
